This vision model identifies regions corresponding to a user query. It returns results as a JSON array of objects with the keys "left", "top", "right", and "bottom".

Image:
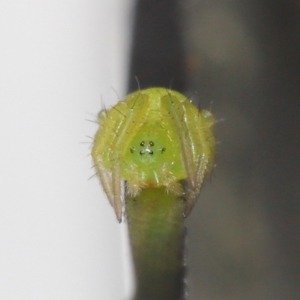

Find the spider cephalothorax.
[{"left": 92, "top": 88, "right": 215, "bottom": 221}]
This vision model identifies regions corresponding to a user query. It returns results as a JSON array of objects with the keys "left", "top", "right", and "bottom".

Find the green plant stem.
[{"left": 126, "top": 187, "right": 185, "bottom": 300}]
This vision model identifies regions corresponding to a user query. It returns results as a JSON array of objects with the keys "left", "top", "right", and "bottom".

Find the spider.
[{"left": 91, "top": 87, "right": 215, "bottom": 222}]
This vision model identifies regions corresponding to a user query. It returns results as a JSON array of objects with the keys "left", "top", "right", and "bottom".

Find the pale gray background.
[{"left": 0, "top": 1, "right": 135, "bottom": 299}]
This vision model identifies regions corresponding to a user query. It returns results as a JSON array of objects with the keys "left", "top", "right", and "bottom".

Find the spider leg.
[
  {"left": 184, "top": 154, "right": 209, "bottom": 216},
  {"left": 111, "top": 163, "right": 123, "bottom": 222},
  {"left": 92, "top": 91, "right": 150, "bottom": 222},
  {"left": 161, "top": 94, "right": 199, "bottom": 211},
  {"left": 184, "top": 110, "right": 215, "bottom": 216},
  {"left": 161, "top": 94, "right": 196, "bottom": 183},
  {"left": 161, "top": 93, "right": 214, "bottom": 217},
  {"left": 161, "top": 162, "right": 184, "bottom": 196},
  {"left": 94, "top": 158, "right": 114, "bottom": 206},
  {"left": 94, "top": 157, "right": 123, "bottom": 222},
  {"left": 165, "top": 181, "right": 183, "bottom": 196}
]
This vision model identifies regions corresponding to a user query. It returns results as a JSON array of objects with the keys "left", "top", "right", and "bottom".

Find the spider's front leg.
[
  {"left": 183, "top": 109, "right": 215, "bottom": 216},
  {"left": 92, "top": 91, "right": 150, "bottom": 222},
  {"left": 110, "top": 163, "right": 123, "bottom": 222},
  {"left": 92, "top": 156, "right": 123, "bottom": 222},
  {"left": 183, "top": 154, "right": 209, "bottom": 216},
  {"left": 161, "top": 93, "right": 215, "bottom": 217}
]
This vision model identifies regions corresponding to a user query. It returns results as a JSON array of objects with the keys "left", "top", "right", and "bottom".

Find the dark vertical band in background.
[
  {"left": 127, "top": 0, "right": 187, "bottom": 93},
  {"left": 125, "top": 1, "right": 300, "bottom": 299}
]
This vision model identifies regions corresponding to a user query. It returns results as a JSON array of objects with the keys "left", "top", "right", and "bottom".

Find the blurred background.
[
  {"left": 1, "top": 1, "right": 299, "bottom": 299},
  {"left": 128, "top": 0, "right": 300, "bottom": 299}
]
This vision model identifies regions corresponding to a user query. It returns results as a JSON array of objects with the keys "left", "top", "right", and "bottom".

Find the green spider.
[{"left": 91, "top": 88, "right": 215, "bottom": 222}]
